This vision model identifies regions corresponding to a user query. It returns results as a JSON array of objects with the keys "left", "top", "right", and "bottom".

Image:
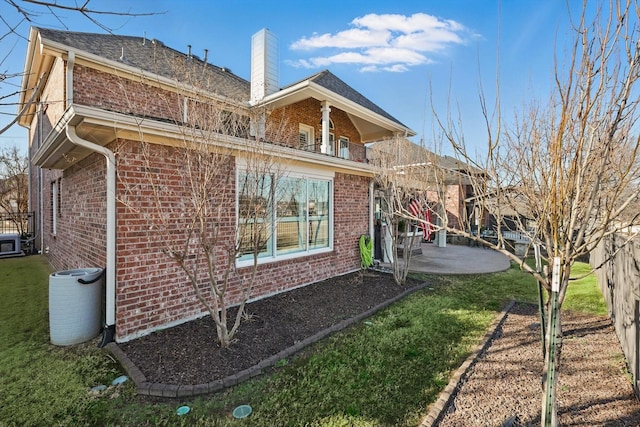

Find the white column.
[{"left": 321, "top": 101, "right": 331, "bottom": 154}]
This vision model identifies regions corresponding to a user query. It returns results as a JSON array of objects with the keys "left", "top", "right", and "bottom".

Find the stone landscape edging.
[
  {"left": 106, "top": 281, "right": 430, "bottom": 398},
  {"left": 419, "top": 299, "right": 517, "bottom": 427}
]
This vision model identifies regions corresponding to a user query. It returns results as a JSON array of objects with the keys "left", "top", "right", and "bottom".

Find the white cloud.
[
  {"left": 290, "top": 28, "right": 390, "bottom": 50},
  {"left": 361, "top": 64, "right": 411, "bottom": 73},
  {"left": 289, "top": 12, "right": 473, "bottom": 73}
]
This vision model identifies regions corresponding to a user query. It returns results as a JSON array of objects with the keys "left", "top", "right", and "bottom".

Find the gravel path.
[{"left": 437, "top": 303, "right": 640, "bottom": 426}]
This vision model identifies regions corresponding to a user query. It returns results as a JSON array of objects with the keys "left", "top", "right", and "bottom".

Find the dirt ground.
[
  {"left": 438, "top": 303, "right": 640, "bottom": 427},
  {"left": 119, "top": 272, "right": 640, "bottom": 426}
]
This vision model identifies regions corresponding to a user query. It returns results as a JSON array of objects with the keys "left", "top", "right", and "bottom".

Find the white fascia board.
[
  {"left": 19, "top": 27, "right": 40, "bottom": 106},
  {"left": 308, "top": 83, "right": 414, "bottom": 135},
  {"left": 255, "top": 80, "right": 414, "bottom": 137},
  {"left": 18, "top": 28, "right": 52, "bottom": 127},
  {"left": 66, "top": 104, "right": 376, "bottom": 175}
]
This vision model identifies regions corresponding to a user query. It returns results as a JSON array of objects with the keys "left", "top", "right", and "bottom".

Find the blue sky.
[{"left": 1, "top": 0, "right": 583, "bottom": 156}]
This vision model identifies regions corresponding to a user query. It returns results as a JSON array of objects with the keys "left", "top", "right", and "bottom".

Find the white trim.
[
  {"left": 257, "top": 80, "right": 415, "bottom": 137},
  {"left": 298, "top": 123, "right": 315, "bottom": 150},
  {"left": 52, "top": 179, "right": 58, "bottom": 236},
  {"left": 321, "top": 101, "right": 331, "bottom": 154},
  {"left": 235, "top": 163, "right": 334, "bottom": 268},
  {"left": 36, "top": 104, "right": 374, "bottom": 175},
  {"left": 236, "top": 246, "right": 334, "bottom": 269},
  {"left": 235, "top": 156, "right": 335, "bottom": 179}
]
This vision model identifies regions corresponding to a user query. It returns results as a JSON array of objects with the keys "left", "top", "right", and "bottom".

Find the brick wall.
[
  {"left": 113, "top": 141, "right": 370, "bottom": 341},
  {"left": 30, "top": 57, "right": 77, "bottom": 252},
  {"left": 74, "top": 65, "right": 181, "bottom": 122},
  {"left": 426, "top": 184, "right": 464, "bottom": 230},
  {"left": 267, "top": 98, "right": 364, "bottom": 156},
  {"left": 40, "top": 152, "right": 107, "bottom": 271},
  {"left": 31, "top": 57, "right": 373, "bottom": 342}
]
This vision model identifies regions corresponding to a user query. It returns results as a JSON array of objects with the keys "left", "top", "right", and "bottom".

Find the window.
[
  {"left": 238, "top": 173, "right": 273, "bottom": 259},
  {"left": 338, "top": 137, "right": 349, "bottom": 159},
  {"left": 327, "top": 133, "right": 335, "bottom": 156},
  {"left": 307, "top": 179, "right": 330, "bottom": 249},
  {"left": 318, "top": 118, "right": 335, "bottom": 155},
  {"left": 237, "top": 169, "right": 332, "bottom": 265},
  {"left": 299, "top": 124, "right": 315, "bottom": 150},
  {"left": 51, "top": 179, "right": 60, "bottom": 236},
  {"left": 319, "top": 118, "right": 335, "bottom": 130}
]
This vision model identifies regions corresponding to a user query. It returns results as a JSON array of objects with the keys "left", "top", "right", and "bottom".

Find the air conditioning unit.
[{"left": 0, "top": 234, "right": 22, "bottom": 257}]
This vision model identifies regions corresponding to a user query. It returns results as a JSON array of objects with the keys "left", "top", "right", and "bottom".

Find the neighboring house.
[
  {"left": 18, "top": 27, "right": 414, "bottom": 342},
  {"left": 0, "top": 172, "right": 30, "bottom": 236},
  {"left": 369, "top": 138, "right": 488, "bottom": 238},
  {"left": 0, "top": 174, "right": 27, "bottom": 214}
]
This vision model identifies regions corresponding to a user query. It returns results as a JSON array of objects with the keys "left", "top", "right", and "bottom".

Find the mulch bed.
[{"left": 119, "top": 270, "right": 420, "bottom": 385}]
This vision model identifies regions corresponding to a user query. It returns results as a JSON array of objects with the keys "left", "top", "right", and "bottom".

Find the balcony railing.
[{"left": 298, "top": 139, "right": 367, "bottom": 163}]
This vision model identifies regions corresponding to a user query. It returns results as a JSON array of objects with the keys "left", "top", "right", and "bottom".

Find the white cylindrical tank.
[{"left": 49, "top": 268, "right": 103, "bottom": 346}]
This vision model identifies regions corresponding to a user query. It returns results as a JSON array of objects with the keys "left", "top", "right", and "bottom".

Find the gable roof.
[
  {"left": 260, "top": 69, "right": 415, "bottom": 140},
  {"left": 285, "top": 70, "right": 409, "bottom": 129},
  {"left": 20, "top": 27, "right": 415, "bottom": 140}
]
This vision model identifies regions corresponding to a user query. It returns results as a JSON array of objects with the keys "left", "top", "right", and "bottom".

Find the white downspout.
[
  {"left": 66, "top": 126, "right": 117, "bottom": 343},
  {"left": 65, "top": 50, "right": 116, "bottom": 344},
  {"left": 66, "top": 52, "right": 74, "bottom": 107}
]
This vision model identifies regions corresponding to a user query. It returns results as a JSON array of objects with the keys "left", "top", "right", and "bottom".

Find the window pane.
[
  {"left": 277, "top": 177, "right": 307, "bottom": 254},
  {"left": 308, "top": 179, "right": 330, "bottom": 249},
  {"left": 339, "top": 138, "right": 349, "bottom": 159},
  {"left": 238, "top": 173, "right": 273, "bottom": 260},
  {"left": 299, "top": 131, "right": 308, "bottom": 148}
]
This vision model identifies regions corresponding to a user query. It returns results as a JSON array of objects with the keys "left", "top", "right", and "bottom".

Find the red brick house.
[
  {"left": 370, "top": 138, "right": 489, "bottom": 247},
  {"left": 19, "top": 27, "right": 414, "bottom": 343}
]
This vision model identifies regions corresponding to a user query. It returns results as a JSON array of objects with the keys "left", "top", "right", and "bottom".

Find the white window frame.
[
  {"left": 52, "top": 179, "right": 59, "bottom": 236},
  {"left": 338, "top": 136, "right": 349, "bottom": 159},
  {"left": 299, "top": 124, "right": 315, "bottom": 150},
  {"left": 327, "top": 133, "right": 335, "bottom": 156},
  {"left": 236, "top": 160, "right": 334, "bottom": 268}
]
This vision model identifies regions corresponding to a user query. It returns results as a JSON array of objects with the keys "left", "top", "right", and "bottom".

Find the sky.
[{"left": 0, "top": 0, "right": 586, "bottom": 157}]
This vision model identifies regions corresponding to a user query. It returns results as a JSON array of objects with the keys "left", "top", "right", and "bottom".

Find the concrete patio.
[{"left": 392, "top": 242, "right": 511, "bottom": 275}]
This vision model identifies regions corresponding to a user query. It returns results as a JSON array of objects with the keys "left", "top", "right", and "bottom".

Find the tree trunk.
[{"left": 541, "top": 258, "right": 563, "bottom": 426}]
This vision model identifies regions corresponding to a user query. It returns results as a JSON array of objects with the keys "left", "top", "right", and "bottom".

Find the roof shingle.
[{"left": 37, "top": 27, "right": 250, "bottom": 101}]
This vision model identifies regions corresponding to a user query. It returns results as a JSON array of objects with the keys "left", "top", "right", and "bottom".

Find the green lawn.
[{"left": 0, "top": 255, "right": 606, "bottom": 426}]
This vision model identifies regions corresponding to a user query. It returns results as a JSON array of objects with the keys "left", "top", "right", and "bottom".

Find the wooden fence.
[{"left": 591, "top": 234, "right": 640, "bottom": 397}]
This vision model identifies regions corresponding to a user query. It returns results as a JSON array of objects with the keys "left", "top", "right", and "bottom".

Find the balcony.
[{"left": 298, "top": 138, "right": 367, "bottom": 163}]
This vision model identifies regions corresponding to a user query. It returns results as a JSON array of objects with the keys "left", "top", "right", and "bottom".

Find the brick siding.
[
  {"left": 30, "top": 55, "right": 374, "bottom": 342},
  {"left": 266, "top": 98, "right": 366, "bottom": 161},
  {"left": 39, "top": 152, "right": 107, "bottom": 271},
  {"left": 114, "top": 143, "right": 370, "bottom": 341},
  {"left": 74, "top": 65, "right": 182, "bottom": 122}
]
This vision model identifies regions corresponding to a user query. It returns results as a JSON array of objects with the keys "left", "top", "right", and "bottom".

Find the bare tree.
[
  {"left": 0, "top": 145, "right": 28, "bottom": 234},
  {"left": 369, "top": 137, "right": 444, "bottom": 285},
  {"left": 1, "top": 0, "right": 158, "bottom": 134},
  {"left": 129, "top": 125, "right": 285, "bottom": 347},
  {"left": 114, "top": 47, "right": 292, "bottom": 346},
  {"left": 386, "top": 1, "right": 640, "bottom": 424}
]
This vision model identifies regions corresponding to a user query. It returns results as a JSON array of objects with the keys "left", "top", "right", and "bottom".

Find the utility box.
[{"left": 49, "top": 268, "right": 103, "bottom": 346}]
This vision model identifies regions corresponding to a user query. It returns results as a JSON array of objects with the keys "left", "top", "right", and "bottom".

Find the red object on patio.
[{"left": 408, "top": 199, "right": 433, "bottom": 240}]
